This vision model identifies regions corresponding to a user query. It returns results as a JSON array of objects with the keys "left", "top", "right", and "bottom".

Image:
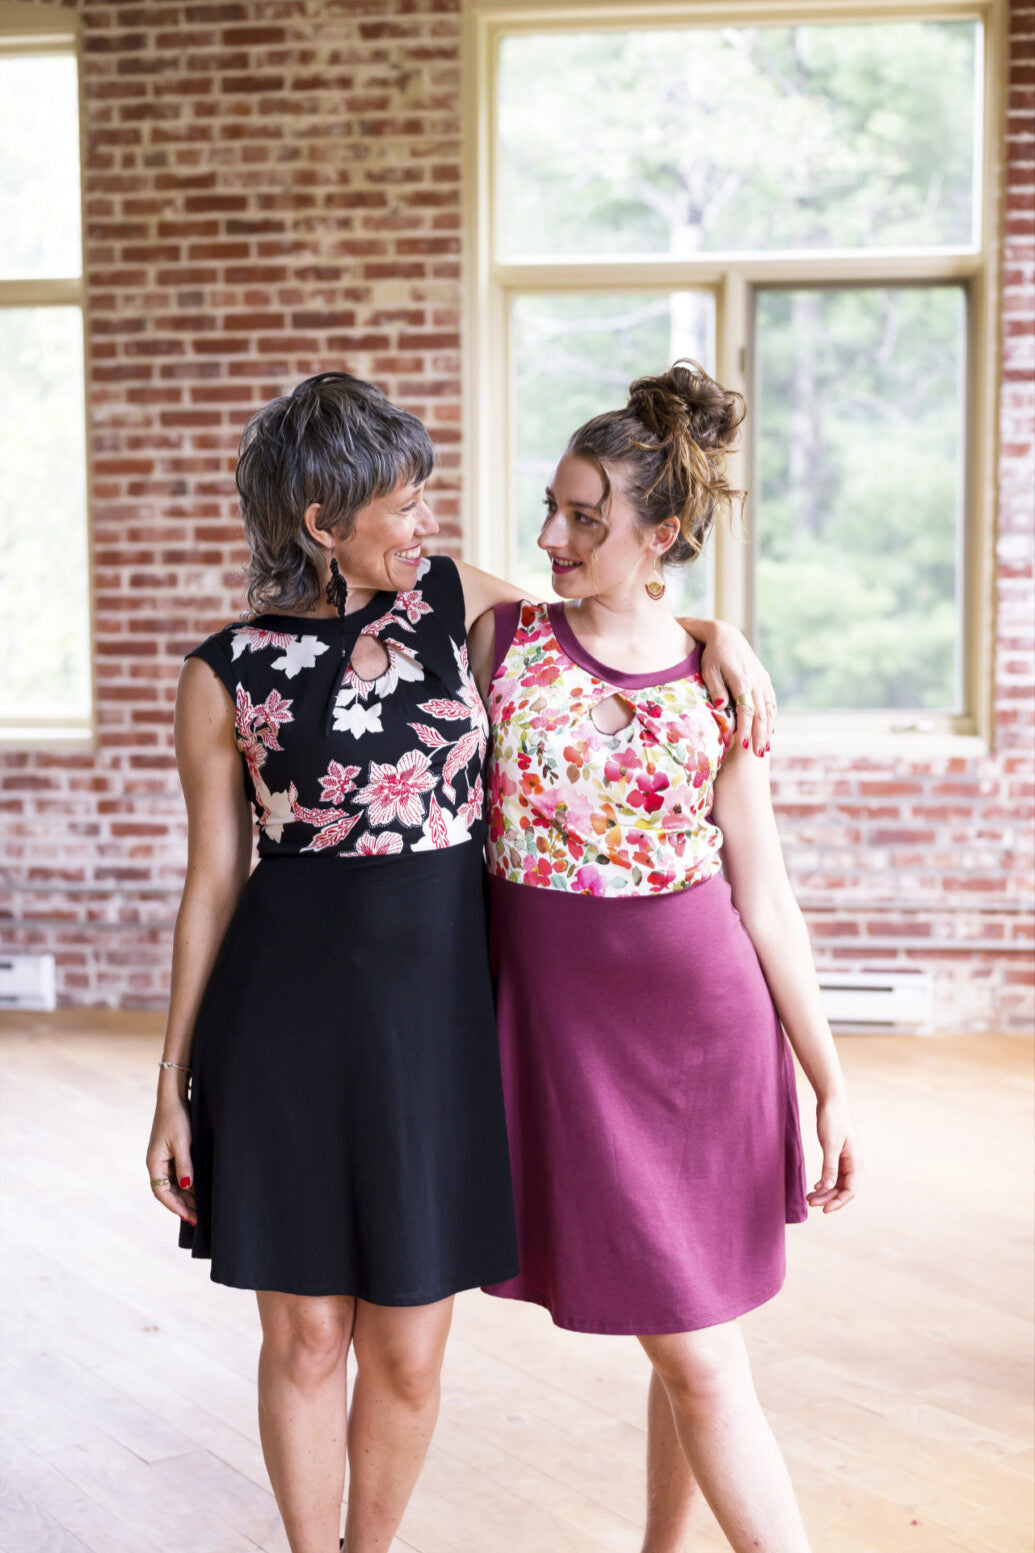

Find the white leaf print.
[
  {"left": 412, "top": 798, "right": 471, "bottom": 852},
  {"left": 271, "top": 636, "right": 330, "bottom": 678},
  {"left": 332, "top": 700, "right": 384, "bottom": 737}
]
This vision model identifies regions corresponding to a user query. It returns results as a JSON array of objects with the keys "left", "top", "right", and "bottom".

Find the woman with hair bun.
[
  {"left": 145, "top": 369, "right": 775, "bottom": 1553},
  {"left": 471, "top": 361, "right": 859, "bottom": 1552}
]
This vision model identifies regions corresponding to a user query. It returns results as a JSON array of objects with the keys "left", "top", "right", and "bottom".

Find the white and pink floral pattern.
[
  {"left": 486, "top": 602, "right": 735, "bottom": 896},
  {"left": 194, "top": 558, "right": 484, "bottom": 859}
]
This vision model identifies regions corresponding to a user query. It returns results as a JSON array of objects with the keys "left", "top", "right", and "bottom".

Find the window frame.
[
  {"left": 462, "top": 0, "right": 1006, "bottom": 751},
  {"left": 0, "top": 0, "right": 94, "bottom": 748}
]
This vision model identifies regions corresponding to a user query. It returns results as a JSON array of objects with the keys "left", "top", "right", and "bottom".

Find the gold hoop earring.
[{"left": 645, "top": 558, "right": 666, "bottom": 601}]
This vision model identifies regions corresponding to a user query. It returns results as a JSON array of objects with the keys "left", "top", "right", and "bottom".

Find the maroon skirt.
[{"left": 483, "top": 870, "right": 807, "bottom": 1335}]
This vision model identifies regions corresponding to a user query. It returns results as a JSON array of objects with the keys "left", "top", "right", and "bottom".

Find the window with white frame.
[
  {"left": 465, "top": 2, "right": 1001, "bottom": 739},
  {"left": 0, "top": 5, "right": 91, "bottom": 743}
]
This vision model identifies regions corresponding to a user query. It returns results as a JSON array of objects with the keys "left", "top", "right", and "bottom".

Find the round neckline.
[
  {"left": 547, "top": 602, "right": 700, "bottom": 690},
  {"left": 251, "top": 590, "right": 395, "bottom": 632}
]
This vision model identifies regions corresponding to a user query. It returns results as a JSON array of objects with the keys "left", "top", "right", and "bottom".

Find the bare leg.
[
  {"left": 256, "top": 1291, "right": 355, "bottom": 1553},
  {"left": 639, "top": 1323, "right": 810, "bottom": 1553},
  {"left": 344, "top": 1297, "right": 454, "bottom": 1553},
  {"left": 642, "top": 1367, "right": 702, "bottom": 1553}
]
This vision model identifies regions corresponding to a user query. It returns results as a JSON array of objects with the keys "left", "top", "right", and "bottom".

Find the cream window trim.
[
  {"left": 462, "top": 0, "right": 1006, "bottom": 749},
  {"left": 1, "top": 3, "right": 94, "bottom": 749}
]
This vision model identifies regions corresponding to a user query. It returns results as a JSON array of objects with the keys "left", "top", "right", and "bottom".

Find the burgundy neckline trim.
[{"left": 547, "top": 603, "right": 700, "bottom": 690}]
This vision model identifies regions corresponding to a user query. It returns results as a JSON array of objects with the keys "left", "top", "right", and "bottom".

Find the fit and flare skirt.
[
  {"left": 484, "top": 870, "right": 808, "bottom": 1335},
  {"left": 179, "top": 843, "right": 518, "bottom": 1301}
]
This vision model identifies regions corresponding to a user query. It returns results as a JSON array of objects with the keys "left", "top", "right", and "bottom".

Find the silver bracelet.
[{"left": 158, "top": 1060, "right": 192, "bottom": 1075}]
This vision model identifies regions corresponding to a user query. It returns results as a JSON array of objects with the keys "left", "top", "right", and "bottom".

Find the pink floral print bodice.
[
  {"left": 486, "top": 602, "right": 735, "bottom": 896},
  {"left": 186, "top": 557, "right": 487, "bottom": 860}
]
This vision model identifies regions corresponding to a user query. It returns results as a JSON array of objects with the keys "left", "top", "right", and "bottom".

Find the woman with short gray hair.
[{"left": 145, "top": 371, "right": 774, "bottom": 1553}]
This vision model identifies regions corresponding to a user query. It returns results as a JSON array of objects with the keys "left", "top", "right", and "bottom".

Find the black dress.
[{"left": 179, "top": 557, "right": 518, "bottom": 1300}]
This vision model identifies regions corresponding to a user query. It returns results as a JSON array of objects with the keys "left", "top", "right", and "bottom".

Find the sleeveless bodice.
[
  {"left": 485, "top": 602, "right": 735, "bottom": 896},
  {"left": 187, "top": 557, "right": 486, "bottom": 859}
]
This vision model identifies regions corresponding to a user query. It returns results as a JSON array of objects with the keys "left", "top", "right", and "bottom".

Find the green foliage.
[
  {"left": 498, "top": 22, "right": 976, "bottom": 256},
  {"left": 0, "top": 308, "right": 91, "bottom": 718},
  {"left": 756, "top": 288, "right": 963, "bottom": 709},
  {"left": 499, "top": 20, "right": 971, "bottom": 707},
  {"left": 510, "top": 292, "right": 714, "bottom": 616}
]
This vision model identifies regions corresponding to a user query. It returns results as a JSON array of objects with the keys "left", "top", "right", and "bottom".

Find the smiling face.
[
  {"left": 538, "top": 453, "right": 672, "bottom": 600},
  {"left": 308, "top": 477, "right": 439, "bottom": 598}
]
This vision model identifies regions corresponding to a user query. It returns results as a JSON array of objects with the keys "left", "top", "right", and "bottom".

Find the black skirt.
[{"left": 179, "top": 840, "right": 518, "bottom": 1300}]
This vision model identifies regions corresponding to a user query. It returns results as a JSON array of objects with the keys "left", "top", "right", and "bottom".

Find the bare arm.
[
  {"left": 456, "top": 561, "right": 775, "bottom": 750},
  {"left": 467, "top": 607, "right": 497, "bottom": 703},
  {"left": 711, "top": 742, "right": 859, "bottom": 1212},
  {"left": 145, "top": 658, "right": 254, "bottom": 1226},
  {"left": 456, "top": 560, "right": 538, "bottom": 632}
]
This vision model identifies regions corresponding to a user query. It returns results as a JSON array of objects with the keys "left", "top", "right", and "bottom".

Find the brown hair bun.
[{"left": 566, "top": 358, "right": 745, "bottom": 565}]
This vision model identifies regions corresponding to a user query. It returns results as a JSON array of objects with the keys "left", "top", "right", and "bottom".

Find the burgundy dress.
[{"left": 482, "top": 602, "right": 807, "bottom": 1335}]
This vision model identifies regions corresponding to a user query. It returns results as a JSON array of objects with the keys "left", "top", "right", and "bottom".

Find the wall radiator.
[
  {"left": 817, "top": 970, "right": 933, "bottom": 1032},
  {"left": 0, "top": 954, "right": 57, "bottom": 1012}
]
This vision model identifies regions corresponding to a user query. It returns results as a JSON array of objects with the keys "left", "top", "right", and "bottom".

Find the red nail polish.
[
  {"left": 742, "top": 738, "right": 749, "bottom": 748},
  {"left": 179, "top": 1177, "right": 191, "bottom": 1189}
]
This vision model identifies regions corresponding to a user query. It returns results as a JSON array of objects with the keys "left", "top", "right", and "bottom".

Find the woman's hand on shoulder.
[
  {"left": 456, "top": 560, "right": 538, "bottom": 632},
  {"left": 807, "top": 1094, "right": 861, "bottom": 1213},
  {"left": 678, "top": 615, "right": 775, "bottom": 755}
]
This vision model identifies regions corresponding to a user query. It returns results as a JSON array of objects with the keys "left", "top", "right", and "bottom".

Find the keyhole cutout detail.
[
  {"left": 349, "top": 635, "right": 391, "bottom": 683},
  {"left": 590, "top": 693, "right": 636, "bottom": 735}
]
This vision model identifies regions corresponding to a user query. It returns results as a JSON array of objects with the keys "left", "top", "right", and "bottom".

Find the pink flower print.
[
  {"left": 230, "top": 626, "right": 296, "bottom": 658},
  {"left": 409, "top": 722, "right": 450, "bottom": 750},
  {"left": 688, "top": 749, "right": 711, "bottom": 789},
  {"left": 603, "top": 746, "right": 641, "bottom": 785},
  {"left": 318, "top": 760, "right": 361, "bottom": 804},
  {"left": 351, "top": 831, "right": 404, "bottom": 857},
  {"left": 300, "top": 812, "right": 362, "bottom": 853},
  {"left": 521, "top": 659, "right": 561, "bottom": 689},
  {"left": 442, "top": 728, "right": 481, "bottom": 802},
  {"left": 648, "top": 869, "right": 677, "bottom": 891},
  {"left": 394, "top": 589, "right": 432, "bottom": 626},
  {"left": 416, "top": 697, "right": 471, "bottom": 722},
  {"left": 254, "top": 689, "right": 294, "bottom": 750},
  {"left": 574, "top": 864, "right": 606, "bottom": 896},
  {"left": 627, "top": 771, "right": 670, "bottom": 814},
  {"left": 355, "top": 749, "right": 436, "bottom": 828},
  {"left": 292, "top": 800, "right": 348, "bottom": 828},
  {"left": 458, "top": 776, "right": 485, "bottom": 831},
  {"left": 640, "top": 700, "right": 663, "bottom": 719}
]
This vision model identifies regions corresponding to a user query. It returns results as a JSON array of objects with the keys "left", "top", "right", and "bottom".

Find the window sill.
[
  {"left": 770, "top": 714, "right": 986, "bottom": 760},
  {"left": 0, "top": 724, "right": 95, "bottom": 752}
]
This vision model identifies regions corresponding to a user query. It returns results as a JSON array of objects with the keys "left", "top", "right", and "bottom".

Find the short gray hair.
[{"left": 236, "top": 372, "right": 436, "bottom": 615}]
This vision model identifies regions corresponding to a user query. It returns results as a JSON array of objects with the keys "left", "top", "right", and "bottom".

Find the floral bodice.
[
  {"left": 187, "top": 557, "right": 486, "bottom": 860},
  {"left": 486, "top": 602, "right": 735, "bottom": 896}
]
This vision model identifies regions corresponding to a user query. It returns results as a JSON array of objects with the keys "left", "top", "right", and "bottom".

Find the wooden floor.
[{"left": 0, "top": 1015, "right": 1032, "bottom": 1553}]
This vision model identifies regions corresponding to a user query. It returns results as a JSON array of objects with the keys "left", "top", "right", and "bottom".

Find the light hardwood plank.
[{"left": 0, "top": 1020, "right": 1031, "bottom": 1552}]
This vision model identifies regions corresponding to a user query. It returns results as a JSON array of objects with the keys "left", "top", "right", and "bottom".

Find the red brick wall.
[{"left": 1, "top": 0, "right": 1032, "bottom": 1029}]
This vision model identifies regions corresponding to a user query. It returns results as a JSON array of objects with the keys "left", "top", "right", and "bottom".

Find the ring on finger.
[
  {"left": 150, "top": 1175, "right": 171, "bottom": 1188},
  {"left": 735, "top": 694, "right": 755, "bottom": 711}
]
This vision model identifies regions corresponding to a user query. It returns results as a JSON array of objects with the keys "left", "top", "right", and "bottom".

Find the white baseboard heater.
[
  {"left": 0, "top": 954, "right": 57, "bottom": 1011},
  {"left": 817, "top": 970, "right": 933, "bottom": 1031}
]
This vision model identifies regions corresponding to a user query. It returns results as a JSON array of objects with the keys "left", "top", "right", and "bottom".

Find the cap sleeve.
[{"left": 185, "top": 631, "right": 237, "bottom": 703}]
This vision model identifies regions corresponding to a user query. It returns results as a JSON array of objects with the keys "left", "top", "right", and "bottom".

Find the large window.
[
  {"left": 0, "top": 7, "right": 90, "bottom": 743},
  {"left": 465, "top": 1, "right": 1002, "bottom": 742}
]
